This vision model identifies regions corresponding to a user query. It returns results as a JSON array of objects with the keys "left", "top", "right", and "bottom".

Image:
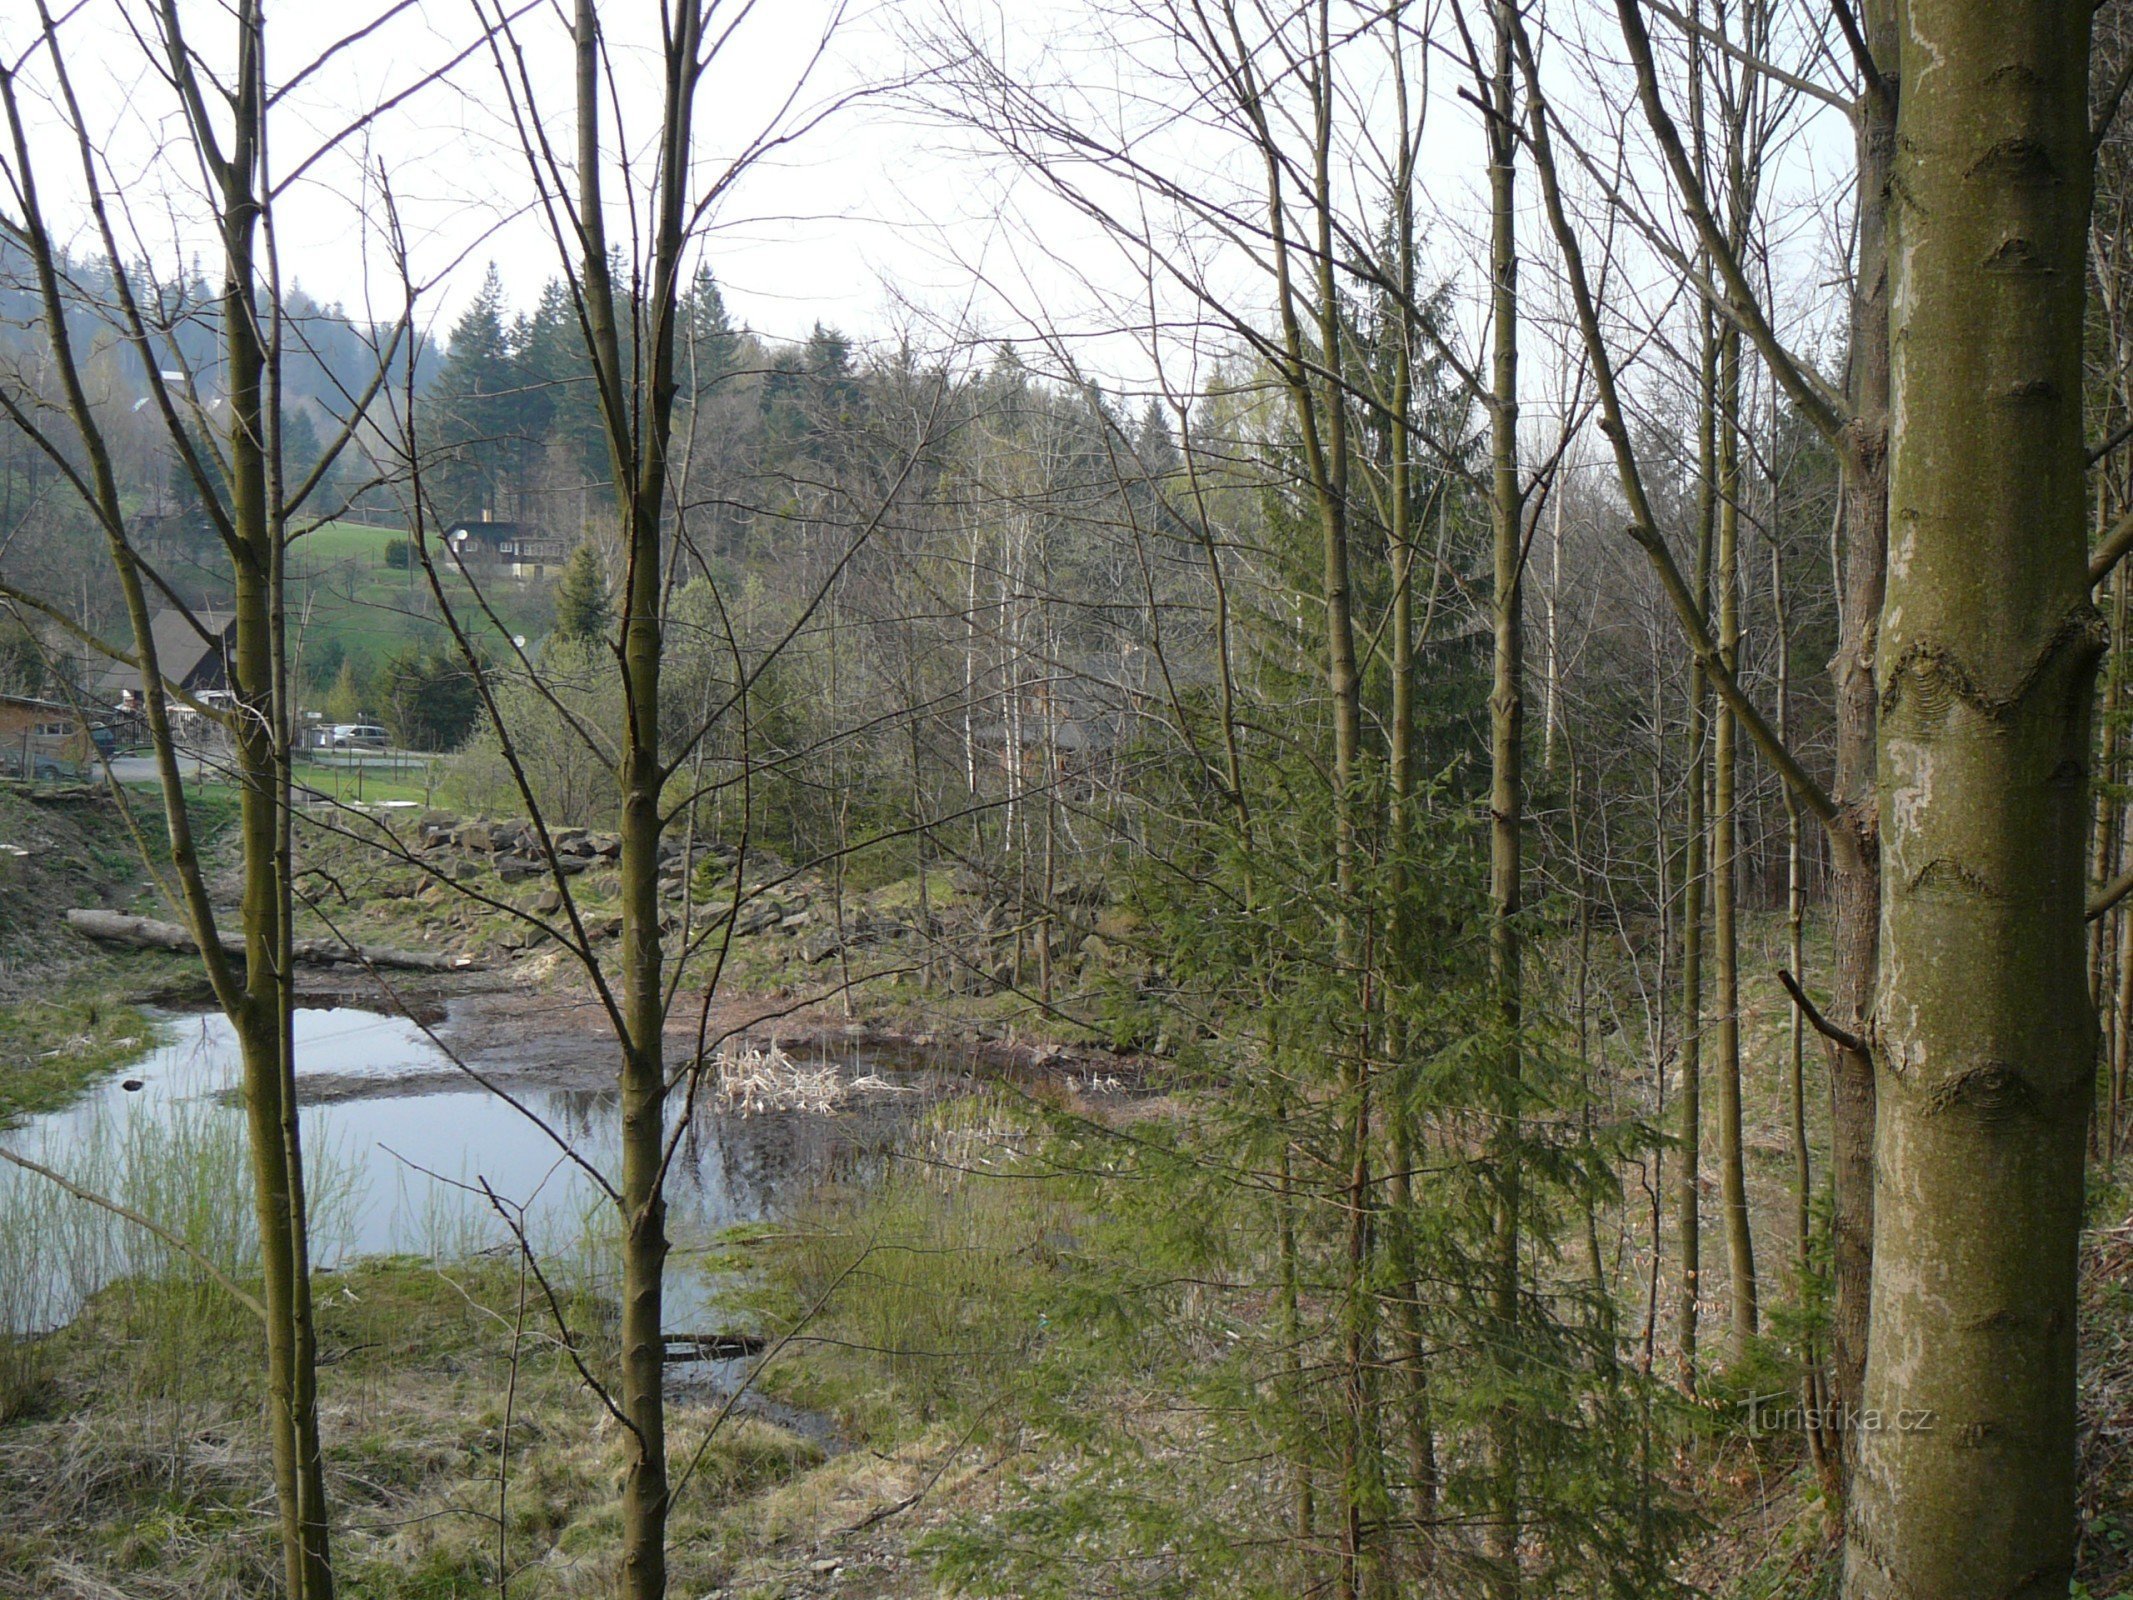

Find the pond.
[{"left": 0, "top": 1006, "right": 923, "bottom": 1335}]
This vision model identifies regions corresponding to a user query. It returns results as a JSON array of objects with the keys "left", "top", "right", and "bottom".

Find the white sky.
[{"left": 0, "top": 0, "right": 1858, "bottom": 413}]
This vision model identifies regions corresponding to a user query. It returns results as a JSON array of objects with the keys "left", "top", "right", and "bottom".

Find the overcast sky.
[{"left": 0, "top": 1, "right": 1854, "bottom": 410}]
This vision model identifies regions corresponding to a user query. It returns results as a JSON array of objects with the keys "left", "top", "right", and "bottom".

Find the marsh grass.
[
  {"left": 0, "top": 1069, "right": 363, "bottom": 1420},
  {"left": 0, "top": 1027, "right": 932, "bottom": 1595},
  {"left": 744, "top": 1089, "right": 1081, "bottom": 1439}
]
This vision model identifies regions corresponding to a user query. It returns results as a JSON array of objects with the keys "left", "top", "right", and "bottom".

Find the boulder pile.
[{"left": 419, "top": 818, "right": 617, "bottom": 883}]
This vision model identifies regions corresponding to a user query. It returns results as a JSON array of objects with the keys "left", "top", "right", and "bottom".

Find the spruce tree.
[
  {"left": 552, "top": 538, "right": 611, "bottom": 643},
  {"left": 429, "top": 264, "right": 527, "bottom": 521}
]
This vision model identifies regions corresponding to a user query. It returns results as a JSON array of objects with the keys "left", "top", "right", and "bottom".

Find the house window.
[{"left": 35, "top": 722, "right": 69, "bottom": 737}]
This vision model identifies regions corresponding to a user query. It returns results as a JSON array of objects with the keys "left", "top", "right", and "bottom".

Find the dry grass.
[
  {"left": 712, "top": 1043, "right": 917, "bottom": 1116},
  {"left": 0, "top": 1256, "right": 913, "bottom": 1599}
]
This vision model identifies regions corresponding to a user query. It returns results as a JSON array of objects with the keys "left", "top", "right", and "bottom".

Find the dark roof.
[
  {"left": 445, "top": 520, "right": 535, "bottom": 545},
  {"left": 93, "top": 607, "right": 235, "bottom": 701}
]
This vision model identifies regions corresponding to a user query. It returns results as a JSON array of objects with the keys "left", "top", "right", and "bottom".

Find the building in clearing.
[
  {"left": 92, "top": 607, "right": 238, "bottom": 706},
  {"left": 444, "top": 517, "right": 571, "bottom": 579},
  {"left": 90, "top": 606, "right": 239, "bottom": 752}
]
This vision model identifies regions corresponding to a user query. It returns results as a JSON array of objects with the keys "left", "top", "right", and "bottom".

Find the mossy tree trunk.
[
  {"left": 0, "top": 6, "right": 340, "bottom": 1589},
  {"left": 1847, "top": 4, "right": 2098, "bottom": 1592}
]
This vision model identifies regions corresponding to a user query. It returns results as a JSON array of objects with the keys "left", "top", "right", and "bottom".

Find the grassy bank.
[
  {"left": 0, "top": 1256, "right": 850, "bottom": 1599},
  {"left": 0, "top": 995, "right": 163, "bottom": 1128},
  {"left": 0, "top": 782, "right": 214, "bottom": 1126}
]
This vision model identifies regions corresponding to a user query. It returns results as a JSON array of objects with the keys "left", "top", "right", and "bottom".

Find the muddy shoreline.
[{"left": 182, "top": 971, "right": 1151, "bottom": 1104}]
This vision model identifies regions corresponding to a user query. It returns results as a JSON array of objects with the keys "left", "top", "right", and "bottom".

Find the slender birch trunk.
[{"left": 1484, "top": 6, "right": 1524, "bottom": 1592}]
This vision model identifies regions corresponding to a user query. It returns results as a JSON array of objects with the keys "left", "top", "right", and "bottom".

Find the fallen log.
[
  {"left": 64, "top": 908, "right": 479, "bottom": 973},
  {"left": 661, "top": 1332, "right": 767, "bottom": 1362}
]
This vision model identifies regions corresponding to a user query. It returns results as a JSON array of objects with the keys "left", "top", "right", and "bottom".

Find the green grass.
[
  {"left": 0, "top": 996, "right": 162, "bottom": 1130},
  {"left": 286, "top": 519, "right": 552, "bottom": 683},
  {"left": 288, "top": 519, "right": 401, "bottom": 566},
  {"left": 292, "top": 757, "right": 441, "bottom": 807}
]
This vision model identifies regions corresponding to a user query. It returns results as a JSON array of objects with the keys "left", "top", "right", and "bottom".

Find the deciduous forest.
[{"left": 0, "top": 2, "right": 2121, "bottom": 1597}]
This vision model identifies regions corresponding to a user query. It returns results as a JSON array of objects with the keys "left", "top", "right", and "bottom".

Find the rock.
[
  {"left": 458, "top": 820, "right": 497, "bottom": 853},
  {"left": 533, "top": 887, "right": 563, "bottom": 914},
  {"left": 496, "top": 855, "right": 543, "bottom": 883}
]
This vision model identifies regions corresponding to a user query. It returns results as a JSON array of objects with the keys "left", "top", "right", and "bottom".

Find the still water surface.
[{"left": 1, "top": 1007, "right": 914, "bottom": 1330}]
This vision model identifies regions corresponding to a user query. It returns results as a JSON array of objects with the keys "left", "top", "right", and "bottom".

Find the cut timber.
[{"left": 64, "top": 908, "right": 479, "bottom": 973}]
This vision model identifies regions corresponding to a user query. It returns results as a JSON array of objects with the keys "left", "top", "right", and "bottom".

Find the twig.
[
  {"left": 838, "top": 1398, "right": 1005, "bottom": 1536},
  {"left": 1776, "top": 969, "right": 1865, "bottom": 1056},
  {"left": 2092, "top": 865, "right": 2133, "bottom": 923}
]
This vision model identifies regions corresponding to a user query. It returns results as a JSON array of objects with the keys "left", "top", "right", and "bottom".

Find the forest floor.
[
  {"left": 281, "top": 801, "right": 1143, "bottom": 1084},
  {"left": 5, "top": 789, "right": 2133, "bottom": 1594}
]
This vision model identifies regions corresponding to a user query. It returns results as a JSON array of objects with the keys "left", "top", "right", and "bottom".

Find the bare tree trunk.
[
  {"left": 1678, "top": 297, "right": 1716, "bottom": 1392},
  {"left": 1712, "top": 314, "right": 1758, "bottom": 1355},
  {"left": 1773, "top": 534, "right": 1833, "bottom": 1494},
  {"left": 1484, "top": 6, "right": 1524, "bottom": 1591},
  {"left": 1382, "top": 8, "right": 1437, "bottom": 1555},
  {"left": 563, "top": 5, "right": 706, "bottom": 1591},
  {"left": 1826, "top": 0, "right": 1897, "bottom": 1437},
  {"left": 1847, "top": 5, "right": 2097, "bottom": 1591}
]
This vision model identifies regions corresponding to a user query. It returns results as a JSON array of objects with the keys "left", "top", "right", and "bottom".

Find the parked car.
[{"left": 330, "top": 723, "right": 388, "bottom": 750}]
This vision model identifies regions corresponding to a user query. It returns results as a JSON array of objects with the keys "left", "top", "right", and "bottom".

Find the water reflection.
[{"left": 1, "top": 1007, "right": 919, "bottom": 1330}]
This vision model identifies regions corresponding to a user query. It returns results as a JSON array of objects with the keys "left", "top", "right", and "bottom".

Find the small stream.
[{"left": 0, "top": 1006, "right": 926, "bottom": 1346}]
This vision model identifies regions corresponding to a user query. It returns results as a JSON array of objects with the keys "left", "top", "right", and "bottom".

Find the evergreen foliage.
[{"left": 551, "top": 541, "right": 612, "bottom": 643}]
